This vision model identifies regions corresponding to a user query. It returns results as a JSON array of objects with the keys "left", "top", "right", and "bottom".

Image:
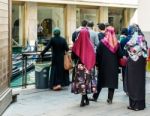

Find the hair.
[
  {"left": 98, "top": 23, "right": 106, "bottom": 30},
  {"left": 121, "top": 28, "right": 128, "bottom": 36},
  {"left": 87, "top": 21, "right": 94, "bottom": 27},
  {"left": 81, "top": 20, "right": 88, "bottom": 27}
]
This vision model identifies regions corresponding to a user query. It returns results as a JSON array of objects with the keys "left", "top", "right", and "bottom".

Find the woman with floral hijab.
[{"left": 125, "top": 24, "right": 148, "bottom": 111}]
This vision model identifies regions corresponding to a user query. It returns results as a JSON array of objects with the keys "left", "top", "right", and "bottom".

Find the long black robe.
[
  {"left": 126, "top": 56, "right": 146, "bottom": 101},
  {"left": 41, "top": 36, "right": 70, "bottom": 89},
  {"left": 96, "top": 43, "right": 122, "bottom": 89}
]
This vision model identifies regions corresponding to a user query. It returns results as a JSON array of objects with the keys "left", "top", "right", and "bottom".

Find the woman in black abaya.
[{"left": 125, "top": 24, "right": 148, "bottom": 111}]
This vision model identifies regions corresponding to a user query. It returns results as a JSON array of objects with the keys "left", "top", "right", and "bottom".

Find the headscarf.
[
  {"left": 101, "top": 26, "right": 119, "bottom": 53},
  {"left": 53, "top": 27, "right": 60, "bottom": 36},
  {"left": 72, "top": 28, "right": 95, "bottom": 70},
  {"left": 125, "top": 24, "right": 148, "bottom": 61}
]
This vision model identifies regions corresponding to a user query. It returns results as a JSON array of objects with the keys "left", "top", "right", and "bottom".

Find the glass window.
[
  {"left": 108, "top": 7, "right": 124, "bottom": 34},
  {"left": 37, "top": 6, "right": 65, "bottom": 43},
  {"left": 12, "top": 4, "right": 24, "bottom": 47},
  {"left": 76, "top": 8, "right": 98, "bottom": 29}
]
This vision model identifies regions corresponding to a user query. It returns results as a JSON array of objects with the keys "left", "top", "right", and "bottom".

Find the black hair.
[
  {"left": 81, "top": 20, "right": 88, "bottom": 27},
  {"left": 98, "top": 23, "right": 105, "bottom": 30},
  {"left": 121, "top": 28, "right": 128, "bottom": 36},
  {"left": 87, "top": 21, "right": 94, "bottom": 27}
]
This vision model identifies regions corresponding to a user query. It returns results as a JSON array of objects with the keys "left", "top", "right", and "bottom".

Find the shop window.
[
  {"left": 76, "top": 8, "right": 98, "bottom": 29},
  {"left": 12, "top": 4, "right": 24, "bottom": 47},
  {"left": 37, "top": 6, "right": 65, "bottom": 44},
  {"left": 108, "top": 7, "right": 124, "bottom": 34}
]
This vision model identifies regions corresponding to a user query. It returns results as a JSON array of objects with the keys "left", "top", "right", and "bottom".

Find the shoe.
[
  {"left": 80, "top": 102, "right": 86, "bottom": 107},
  {"left": 127, "top": 106, "right": 133, "bottom": 110},
  {"left": 107, "top": 99, "right": 112, "bottom": 104},
  {"left": 88, "top": 97, "right": 97, "bottom": 102},
  {"left": 127, "top": 106, "right": 144, "bottom": 111},
  {"left": 134, "top": 109, "right": 140, "bottom": 111}
]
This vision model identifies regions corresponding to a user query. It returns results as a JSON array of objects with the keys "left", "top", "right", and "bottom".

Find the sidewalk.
[{"left": 3, "top": 75, "right": 150, "bottom": 116}]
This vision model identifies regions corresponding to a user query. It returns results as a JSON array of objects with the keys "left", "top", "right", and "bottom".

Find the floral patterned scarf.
[{"left": 125, "top": 31, "right": 148, "bottom": 61}]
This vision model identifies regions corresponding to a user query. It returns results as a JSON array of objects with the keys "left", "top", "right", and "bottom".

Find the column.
[
  {"left": 66, "top": 4, "right": 76, "bottom": 46},
  {"left": 129, "top": 8, "right": 137, "bottom": 25},
  {"left": 25, "top": 2, "right": 37, "bottom": 47},
  {"left": 99, "top": 6, "right": 108, "bottom": 23},
  {"left": 0, "top": 0, "right": 12, "bottom": 115}
]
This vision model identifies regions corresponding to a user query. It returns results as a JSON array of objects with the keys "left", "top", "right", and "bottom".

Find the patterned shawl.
[
  {"left": 125, "top": 25, "right": 148, "bottom": 61},
  {"left": 101, "top": 26, "right": 119, "bottom": 53}
]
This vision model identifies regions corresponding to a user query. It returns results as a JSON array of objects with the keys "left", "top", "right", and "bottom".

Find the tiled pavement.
[{"left": 3, "top": 73, "right": 150, "bottom": 116}]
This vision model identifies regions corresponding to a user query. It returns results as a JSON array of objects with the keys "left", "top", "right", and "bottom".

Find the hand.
[{"left": 123, "top": 56, "right": 127, "bottom": 59}]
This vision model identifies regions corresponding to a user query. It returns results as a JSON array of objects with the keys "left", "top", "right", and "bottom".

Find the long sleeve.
[
  {"left": 41, "top": 39, "right": 52, "bottom": 56},
  {"left": 117, "top": 44, "right": 123, "bottom": 59},
  {"left": 64, "top": 39, "right": 69, "bottom": 52},
  {"left": 96, "top": 43, "right": 102, "bottom": 67}
]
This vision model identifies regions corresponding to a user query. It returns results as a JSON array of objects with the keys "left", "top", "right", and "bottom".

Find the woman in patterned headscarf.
[
  {"left": 125, "top": 24, "right": 148, "bottom": 111},
  {"left": 89, "top": 26, "right": 123, "bottom": 104}
]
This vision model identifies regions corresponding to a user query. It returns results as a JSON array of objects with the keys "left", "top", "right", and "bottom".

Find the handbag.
[
  {"left": 119, "top": 57, "right": 127, "bottom": 67},
  {"left": 64, "top": 52, "right": 73, "bottom": 70}
]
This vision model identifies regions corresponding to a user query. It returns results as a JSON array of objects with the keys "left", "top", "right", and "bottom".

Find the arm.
[
  {"left": 41, "top": 39, "right": 52, "bottom": 56},
  {"left": 96, "top": 43, "right": 102, "bottom": 67},
  {"left": 72, "top": 31, "right": 77, "bottom": 43},
  {"left": 94, "top": 33, "right": 99, "bottom": 47},
  {"left": 64, "top": 39, "right": 69, "bottom": 52},
  {"left": 117, "top": 44, "right": 123, "bottom": 59}
]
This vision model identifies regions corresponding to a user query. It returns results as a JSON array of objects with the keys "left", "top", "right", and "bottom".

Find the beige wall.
[
  {"left": 13, "top": 0, "right": 138, "bottom": 8},
  {"left": 0, "top": 0, "right": 12, "bottom": 115},
  {"left": 138, "top": 0, "right": 150, "bottom": 32},
  {"left": 0, "top": 0, "right": 9, "bottom": 96},
  {"left": 138, "top": 0, "right": 150, "bottom": 47}
]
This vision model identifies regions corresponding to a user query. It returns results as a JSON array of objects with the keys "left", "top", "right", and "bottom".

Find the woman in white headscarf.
[{"left": 125, "top": 24, "right": 148, "bottom": 111}]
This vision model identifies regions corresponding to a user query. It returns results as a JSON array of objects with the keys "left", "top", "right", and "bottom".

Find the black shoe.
[
  {"left": 88, "top": 97, "right": 97, "bottom": 102},
  {"left": 127, "top": 106, "right": 144, "bottom": 111},
  {"left": 80, "top": 102, "right": 86, "bottom": 107},
  {"left": 107, "top": 99, "right": 112, "bottom": 104},
  {"left": 127, "top": 106, "right": 133, "bottom": 110}
]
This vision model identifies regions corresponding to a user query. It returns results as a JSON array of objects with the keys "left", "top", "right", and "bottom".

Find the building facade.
[
  {"left": 12, "top": 0, "right": 138, "bottom": 48},
  {"left": 0, "top": 0, "right": 12, "bottom": 115}
]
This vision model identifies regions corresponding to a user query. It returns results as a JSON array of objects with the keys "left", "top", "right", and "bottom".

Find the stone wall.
[{"left": 0, "top": 0, "right": 12, "bottom": 115}]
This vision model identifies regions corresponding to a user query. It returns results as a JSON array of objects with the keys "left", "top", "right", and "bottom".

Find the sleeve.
[
  {"left": 117, "top": 44, "right": 123, "bottom": 59},
  {"left": 41, "top": 39, "right": 52, "bottom": 56},
  {"left": 64, "top": 39, "right": 69, "bottom": 52},
  {"left": 94, "top": 33, "right": 99, "bottom": 47},
  {"left": 96, "top": 43, "right": 102, "bottom": 67},
  {"left": 72, "top": 31, "right": 77, "bottom": 43}
]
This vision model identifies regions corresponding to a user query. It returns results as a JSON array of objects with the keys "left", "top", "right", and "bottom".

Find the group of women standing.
[
  {"left": 71, "top": 23, "right": 148, "bottom": 111},
  {"left": 41, "top": 23, "right": 148, "bottom": 111}
]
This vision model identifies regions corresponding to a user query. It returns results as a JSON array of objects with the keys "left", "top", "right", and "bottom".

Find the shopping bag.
[{"left": 64, "top": 53, "right": 73, "bottom": 70}]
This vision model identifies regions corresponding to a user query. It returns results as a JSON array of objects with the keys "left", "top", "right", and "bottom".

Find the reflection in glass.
[
  {"left": 76, "top": 8, "right": 98, "bottom": 29},
  {"left": 12, "top": 4, "right": 24, "bottom": 46},
  {"left": 37, "top": 6, "right": 65, "bottom": 44}
]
